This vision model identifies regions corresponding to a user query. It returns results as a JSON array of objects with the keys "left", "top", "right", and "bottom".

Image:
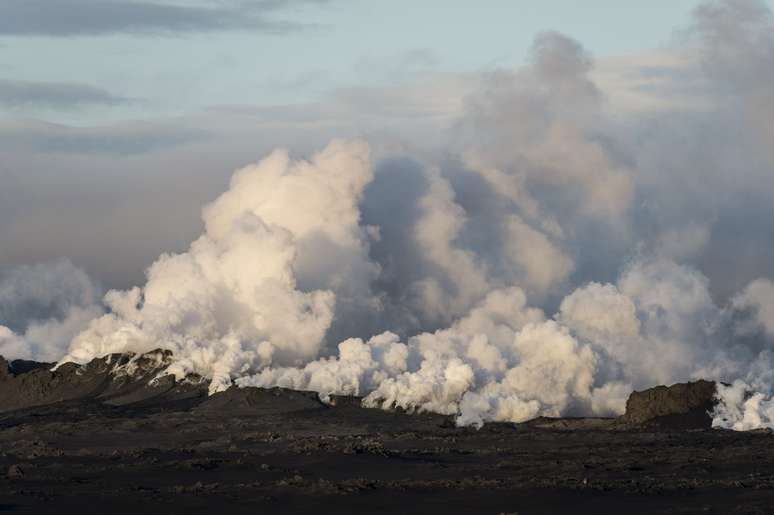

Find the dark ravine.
[{"left": 0, "top": 352, "right": 772, "bottom": 514}]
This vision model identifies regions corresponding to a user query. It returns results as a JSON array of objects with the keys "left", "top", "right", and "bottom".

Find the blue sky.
[{"left": 0, "top": 0, "right": 748, "bottom": 125}]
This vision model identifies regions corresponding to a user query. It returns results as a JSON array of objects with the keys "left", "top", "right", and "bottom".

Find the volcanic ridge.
[{"left": 0, "top": 351, "right": 772, "bottom": 514}]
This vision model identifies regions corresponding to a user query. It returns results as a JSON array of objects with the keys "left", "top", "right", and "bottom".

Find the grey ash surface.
[{"left": 1, "top": 353, "right": 773, "bottom": 514}]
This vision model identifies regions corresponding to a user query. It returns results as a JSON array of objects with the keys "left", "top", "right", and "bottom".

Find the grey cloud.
[
  {"left": 0, "top": 259, "right": 101, "bottom": 333},
  {"left": 0, "top": 79, "right": 129, "bottom": 109},
  {"left": 0, "top": 119, "right": 210, "bottom": 155},
  {"left": 0, "top": 0, "right": 327, "bottom": 37},
  {"left": 2, "top": 0, "right": 774, "bottom": 311},
  {"left": 0, "top": 111, "right": 354, "bottom": 289}
]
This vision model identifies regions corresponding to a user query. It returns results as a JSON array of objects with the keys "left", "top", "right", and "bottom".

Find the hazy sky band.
[{"left": 2, "top": 0, "right": 757, "bottom": 124}]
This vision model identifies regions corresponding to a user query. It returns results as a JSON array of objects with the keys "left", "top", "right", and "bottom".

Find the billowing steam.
[
  {"left": 3, "top": 0, "right": 774, "bottom": 430},
  {"left": 59, "top": 140, "right": 376, "bottom": 391},
  {"left": 0, "top": 259, "right": 103, "bottom": 362}
]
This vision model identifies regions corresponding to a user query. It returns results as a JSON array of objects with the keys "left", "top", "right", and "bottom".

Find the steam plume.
[{"left": 3, "top": 0, "right": 774, "bottom": 429}]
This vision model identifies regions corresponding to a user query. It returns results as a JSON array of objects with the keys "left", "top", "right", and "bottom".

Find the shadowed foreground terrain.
[{"left": 1, "top": 353, "right": 773, "bottom": 514}]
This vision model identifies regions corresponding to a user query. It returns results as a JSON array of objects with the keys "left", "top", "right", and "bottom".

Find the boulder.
[
  {"left": 621, "top": 380, "right": 717, "bottom": 429},
  {"left": 7, "top": 464, "right": 24, "bottom": 480}
]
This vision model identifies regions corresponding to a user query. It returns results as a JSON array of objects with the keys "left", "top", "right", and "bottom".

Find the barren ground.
[{"left": 1, "top": 356, "right": 773, "bottom": 514}]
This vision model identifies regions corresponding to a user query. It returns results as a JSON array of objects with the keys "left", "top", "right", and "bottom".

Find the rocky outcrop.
[
  {"left": 620, "top": 380, "right": 718, "bottom": 429},
  {"left": 0, "top": 350, "right": 207, "bottom": 413},
  {"left": 0, "top": 356, "right": 10, "bottom": 381}
]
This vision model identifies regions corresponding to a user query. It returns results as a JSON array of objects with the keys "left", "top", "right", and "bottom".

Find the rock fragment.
[{"left": 7, "top": 464, "right": 24, "bottom": 480}]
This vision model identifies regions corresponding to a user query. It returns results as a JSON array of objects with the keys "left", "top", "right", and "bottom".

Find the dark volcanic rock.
[
  {"left": 0, "top": 356, "right": 53, "bottom": 381},
  {"left": 0, "top": 360, "right": 773, "bottom": 514},
  {"left": 0, "top": 356, "right": 10, "bottom": 381},
  {"left": 6, "top": 464, "right": 24, "bottom": 480},
  {"left": 621, "top": 380, "right": 718, "bottom": 429},
  {"left": 196, "top": 386, "right": 326, "bottom": 415},
  {"left": 0, "top": 374, "right": 772, "bottom": 514},
  {"left": 9, "top": 359, "right": 54, "bottom": 375},
  {"left": 0, "top": 350, "right": 208, "bottom": 413}
]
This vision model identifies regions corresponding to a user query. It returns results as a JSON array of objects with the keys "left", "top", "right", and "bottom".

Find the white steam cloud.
[
  {"left": 0, "top": 259, "right": 103, "bottom": 362},
  {"left": 3, "top": 0, "right": 774, "bottom": 430},
  {"left": 59, "top": 140, "right": 375, "bottom": 391}
]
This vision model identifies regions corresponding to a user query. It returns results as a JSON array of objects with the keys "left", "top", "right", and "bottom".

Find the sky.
[
  {"left": 1, "top": 0, "right": 772, "bottom": 290},
  {"left": 2, "top": 0, "right": 774, "bottom": 290},
  {"left": 0, "top": 0, "right": 727, "bottom": 125}
]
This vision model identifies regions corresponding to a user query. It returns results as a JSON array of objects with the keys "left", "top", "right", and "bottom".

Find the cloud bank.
[
  {"left": 4, "top": 0, "right": 774, "bottom": 430},
  {"left": 0, "top": 79, "right": 129, "bottom": 110},
  {"left": 0, "top": 0, "right": 327, "bottom": 37},
  {"left": 0, "top": 259, "right": 103, "bottom": 362}
]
